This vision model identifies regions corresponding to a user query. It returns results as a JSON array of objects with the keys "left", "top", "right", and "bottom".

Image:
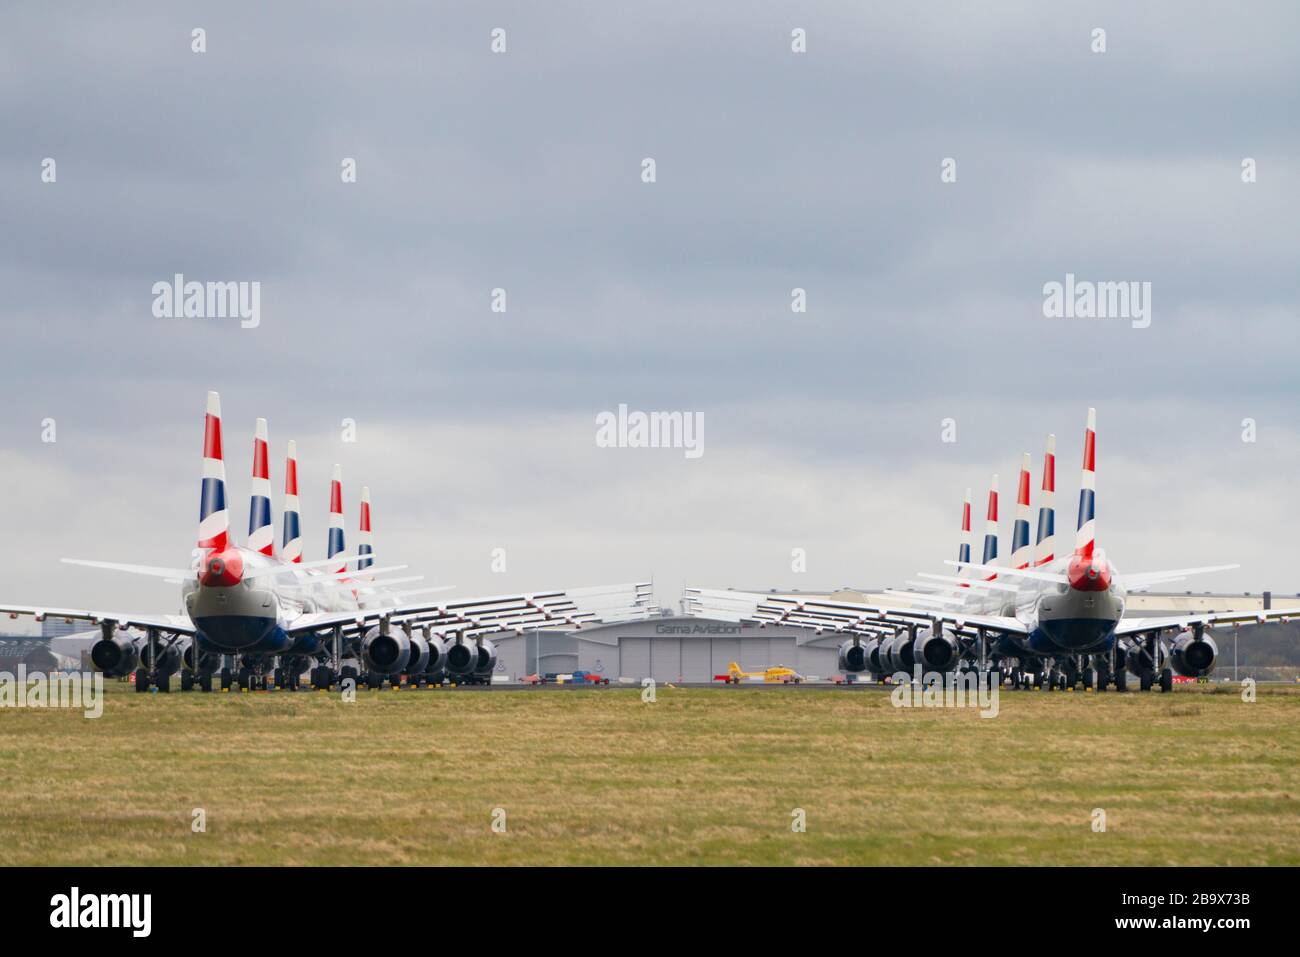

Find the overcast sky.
[{"left": 1, "top": 2, "right": 1297, "bottom": 616}]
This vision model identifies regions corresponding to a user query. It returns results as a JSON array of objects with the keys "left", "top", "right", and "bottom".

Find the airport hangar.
[{"left": 481, "top": 588, "right": 1300, "bottom": 683}]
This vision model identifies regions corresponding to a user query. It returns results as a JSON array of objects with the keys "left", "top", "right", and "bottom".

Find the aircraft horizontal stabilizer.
[
  {"left": 945, "top": 560, "right": 1068, "bottom": 584},
  {"left": 1117, "top": 564, "right": 1239, "bottom": 588},
  {"left": 61, "top": 558, "right": 197, "bottom": 580}
]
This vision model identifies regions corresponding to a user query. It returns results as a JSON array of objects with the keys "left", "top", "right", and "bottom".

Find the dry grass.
[{"left": 1, "top": 682, "right": 1297, "bottom": 865}]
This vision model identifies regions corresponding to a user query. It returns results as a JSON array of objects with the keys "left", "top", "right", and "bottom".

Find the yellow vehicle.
[{"left": 723, "top": 661, "right": 804, "bottom": 684}]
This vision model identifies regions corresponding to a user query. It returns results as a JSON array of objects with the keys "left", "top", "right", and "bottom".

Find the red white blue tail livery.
[
  {"left": 1075, "top": 408, "right": 1097, "bottom": 558},
  {"left": 198, "top": 391, "right": 229, "bottom": 552},
  {"left": 247, "top": 417, "right": 274, "bottom": 556},
  {"left": 282, "top": 440, "right": 302, "bottom": 563},
  {"left": 1009, "top": 453, "right": 1033, "bottom": 570},
  {"left": 1035, "top": 433, "right": 1057, "bottom": 566}
]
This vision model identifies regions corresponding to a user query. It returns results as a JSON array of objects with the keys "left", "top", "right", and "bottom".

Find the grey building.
[
  {"left": 475, "top": 616, "right": 840, "bottom": 682},
  {"left": 571, "top": 616, "right": 840, "bottom": 682}
]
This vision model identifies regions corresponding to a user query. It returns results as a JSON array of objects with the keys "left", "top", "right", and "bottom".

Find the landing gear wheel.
[
  {"left": 1159, "top": 668, "right": 1174, "bottom": 693},
  {"left": 239, "top": 669, "right": 256, "bottom": 692},
  {"left": 220, "top": 668, "right": 233, "bottom": 692},
  {"left": 134, "top": 668, "right": 149, "bottom": 692},
  {"left": 1082, "top": 667, "right": 1096, "bottom": 690},
  {"left": 199, "top": 674, "right": 213, "bottom": 693},
  {"left": 366, "top": 673, "right": 383, "bottom": 690},
  {"left": 156, "top": 677, "right": 170, "bottom": 692},
  {"left": 1139, "top": 673, "right": 1153, "bottom": 692},
  {"left": 181, "top": 673, "right": 194, "bottom": 692},
  {"left": 1114, "top": 670, "right": 1128, "bottom": 692}
]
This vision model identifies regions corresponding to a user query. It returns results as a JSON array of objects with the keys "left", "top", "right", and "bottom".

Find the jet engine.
[
  {"left": 405, "top": 632, "right": 430, "bottom": 676},
  {"left": 838, "top": 637, "right": 871, "bottom": 673},
  {"left": 423, "top": 632, "right": 447, "bottom": 678},
  {"left": 138, "top": 638, "right": 182, "bottom": 678},
  {"left": 473, "top": 638, "right": 498, "bottom": 680},
  {"left": 444, "top": 633, "right": 478, "bottom": 677},
  {"left": 876, "top": 635, "right": 897, "bottom": 674},
  {"left": 90, "top": 628, "right": 142, "bottom": 678},
  {"left": 181, "top": 638, "right": 222, "bottom": 676},
  {"left": 1170, "top": 629, "right": 1218, "bottom": 678},
  {"left": 886, "top": 629, "right": 916, "bottom": 675},
  {"left": 361, "top": 623, "right": 411, "bottom": 675},
  {"left": 912, "top": 625, "right": 960, "bottom": 672}
]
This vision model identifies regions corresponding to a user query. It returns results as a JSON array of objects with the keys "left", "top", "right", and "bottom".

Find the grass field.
[{"left": 2, "top": 682, "right": 1298, "bottom": 865}]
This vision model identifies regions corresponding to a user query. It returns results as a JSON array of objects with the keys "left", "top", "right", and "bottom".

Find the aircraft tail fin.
[
  {"left": 957, "top": 489, "right": 972, "bottom": 585},
  {"left": 247, "top": 417, "right": 274, "bottom": 556},
  {"left": 198, "top": 391, "right": 230, "bottom": 552},
  {"left": 328, "top": 464, "right": 346, "bottom": 573},
  {"left": 1035, "top": 434, "right": 1057, "bottom": 566},
  {"left": 1009, "top": 452, "right": 1033, "bottom": 569},
  {"left": 1075, "top": 408, "right": 1097, "bottom": 557},
  {"left": 981, "top": 475, "right": 999, "bottom": 580},
  {"left": 358, "top": 486, "right": 374, "bottom": 571},
  {"left": 282, "top": 440, "right": 303, "bottom": 562}
]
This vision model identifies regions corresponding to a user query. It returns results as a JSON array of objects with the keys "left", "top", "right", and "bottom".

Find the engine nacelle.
[
  {"left": 887, "top": 631, "right": 916, "bottom": 675},
  {"left": 473, "top": 638, "right": 498, "bottom": 679},
  {"left": 138, "top": 639, "right": 181, "bottom": 677},
  {"left": 405, "top": 632, "right": 430, "bottom": 675},
  {"left": 361, "top": 625, "right": 411, "bottom": 676},
  {"left": 423, "top": 633, "right": 447, "bottom": 677},
  {"left": 838, "top": 638, "right": 871, "bottom": 673},
  {"left": 1170, "top": 631, "right": 1218, "bottom": 678},
  {"left": 1124, "top": 636, "right": 1167, "bottom": 679},
  {"left": 913, "top": 626, "right": 960, "bottom": 672},
  {"left": 90, "top": 629, "right": 142, "bottom": 678},
  {"left": 444, "top": 635, "right": 478, "bottom": 677},
  {"left": 876, "top": 635, "right": 897, "bottom": 675},
  {"left": 865, "top": 638, "right": 884, "bottom": 676},
  {"left": 181, "top": 638, "right": 221, "bottom": 676}
]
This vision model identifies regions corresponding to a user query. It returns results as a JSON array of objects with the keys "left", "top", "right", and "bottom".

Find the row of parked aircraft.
[
  {"left": 687, "top": 409, "right": 1298, "bottom": 692},
  {"left": 1, "top": 392, "right": 652, "bottom": 691}
]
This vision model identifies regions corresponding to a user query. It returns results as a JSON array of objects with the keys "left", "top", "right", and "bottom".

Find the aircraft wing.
[
  {"left": 0, "top": 602, "right": 197, "bottom": 635},
  {"left": 287, "top": 582, "right": 655, "bottom": 638},
  {"left": 1114, "top": 607, "right": 1300, "bottom": 637},
  {"left": 685, "top": 588, "right": 1029, "bottom": 637}
]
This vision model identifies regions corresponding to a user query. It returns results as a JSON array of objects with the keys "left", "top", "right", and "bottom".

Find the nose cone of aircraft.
[
  {"left": 199, "top": 548, "right": 244, "bottom": 587},
  {"left": 1067, "top": 554, "right": 1111, "bottom": 592}
]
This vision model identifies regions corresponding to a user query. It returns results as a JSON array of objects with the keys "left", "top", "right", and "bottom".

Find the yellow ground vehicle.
[{"left": 722, "top": 661, "right": 804, "bottom": 684}]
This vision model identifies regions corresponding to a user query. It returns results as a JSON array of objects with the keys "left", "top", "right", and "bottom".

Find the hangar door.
[
  {"left": 651, "top": 640, "right": 681, "bottom": 683},
  {"left": 619, "top": 638, "right": 652, "bottom": 681},
  {"left": 680, "top": 639, "right": 711, "bottom": 682},
  {"left": 710, "top": 637, "right": 743, "bottom": 676}
]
